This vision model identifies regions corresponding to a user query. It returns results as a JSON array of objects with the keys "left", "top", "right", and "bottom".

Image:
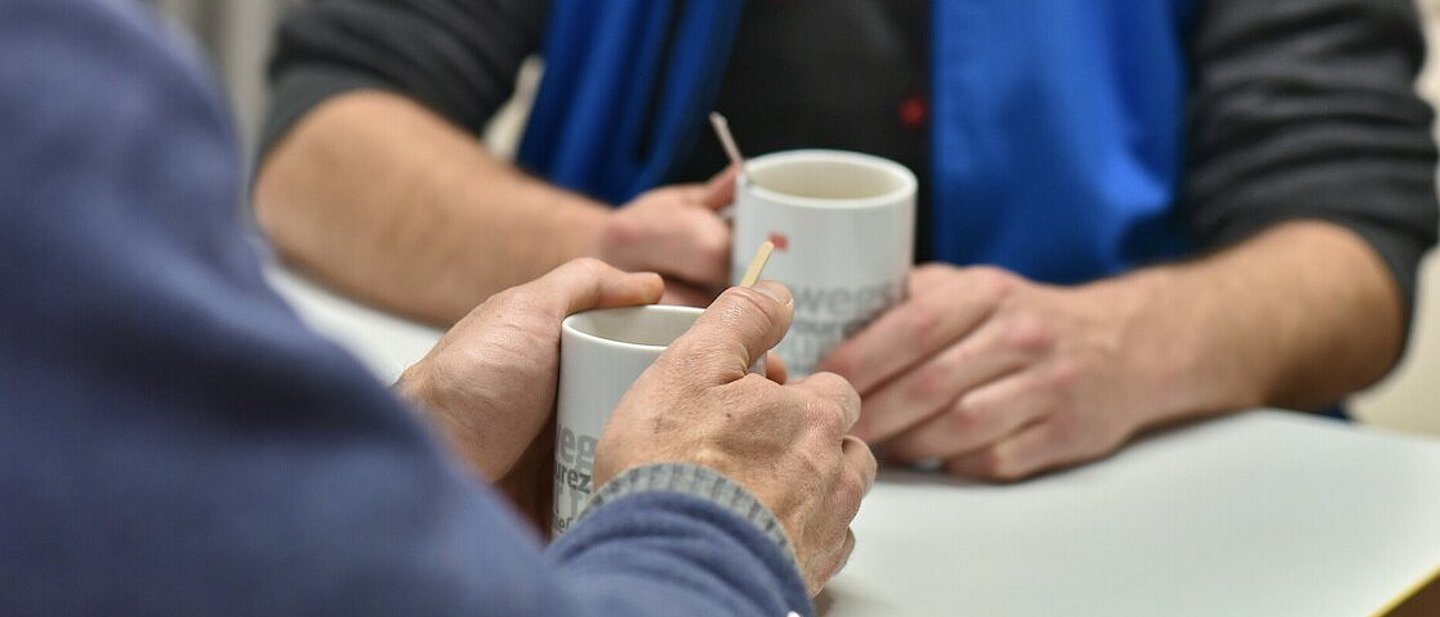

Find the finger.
[
  {"left": 764, "top": 350, "right": 789, "bottom": 384},
  {"left": 646, "top": 209, "right": 731, "bottom": 287},
  {"left": 791, "top": 372, "right": 862, "bottom": 432},
  {"left": 666, "top": 212, "right": 731, "bottom": 285},
  {"left": 603, "top": 198, "right": 731, "bottom": 287},
  {"left": 530, "top": 258, "right": 665, "bottom": 317},
  {"left": 815, "top": 527, "right": 858, "bottom": 594},
  {"left": 701, "top": 165, "right": 741, "bottom": 211},
  {"left": 944, "top": 420, "right": 1070, "bottom": 482},
  {"left": 661, "top": 282, "right": 794, "bottom": 382},
  {"left": 842, "top": 435, "right": 879, "bottom": 495},
  {"left": 816, "top": 268, "right": 1008, "bottom": 394},
  {"left": 850, "top": 319, "right": 1030, "bottom": 443},
  {"left": 659, "top": 279, "right": 719, "bottom": 307},
  {"left": 838, "top": 527, "right": 858, "bottom": 576},
  {"left": 662, "top": 182, "right": 709, "bottom": 205},
  {"left": 883, "top": 369, "right": 1056, "bottom": 462}
]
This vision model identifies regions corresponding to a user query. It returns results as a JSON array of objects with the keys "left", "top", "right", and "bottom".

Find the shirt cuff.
[{"left": 577, "top": 463, "right": 800, "bottom": 574}]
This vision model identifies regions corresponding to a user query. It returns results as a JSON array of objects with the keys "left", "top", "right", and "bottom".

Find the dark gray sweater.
[{"left": 263, "top": 0, "right": 1438, "bottom": 308}]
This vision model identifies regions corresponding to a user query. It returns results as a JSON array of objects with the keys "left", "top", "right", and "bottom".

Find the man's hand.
[
  {"left": 395, "top": 259, "right": 664, "bottom": 528},
  {"left": 597, "top": 167, "right": 737, "bottom": 305},
  {"left": 816, "top": 264, "right": 1176, "bottom": 481},
  {"left": 817, "top": 222, "right": 1406, "bottom": 482},
  {"left": 595, "top": 282, "right": 877, "bottom": 595}
]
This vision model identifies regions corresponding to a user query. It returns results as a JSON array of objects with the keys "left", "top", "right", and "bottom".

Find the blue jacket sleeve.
[{"left": 0, "top": 1, "right": 810, "bottom": 615}]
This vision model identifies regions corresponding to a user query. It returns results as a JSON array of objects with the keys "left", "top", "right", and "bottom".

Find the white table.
[
  {"left": 266, "top": 264, "right": 1440, "bottom": 617},
  {"left": 825, "top": 413, "right": 1440, "bottom": 616}
]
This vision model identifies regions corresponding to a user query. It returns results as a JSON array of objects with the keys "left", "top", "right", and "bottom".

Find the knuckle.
[
  {"left": 600, "top": 214, "right": 644, "bottom": 249},
  {"left": 567, "top": 256, "right": 611, "bottom": 274},
  {"left": 907, "top": 361, "right": 953, "bottom": 403},
  {"left": 911, "top": 262, "right": 960, "bottom": 291},
  {"left": 811, "top": 398, "right": 847, "bottom": 437},
  {"left": 811, "top": 372, "right": 861, "bottom": 418},
  {"left": 967, "top": 266, "right": 1019, "bottom": 303},
  {"left": 1046, "top": 358, "right": 1081, "bottom": 390},
  {"left": 1002, "top": 313, "right": 1055, "bottom": 353},
  {"left": 562, "top": 256, "right": 616, "bottom": 288},
  {"left": 903, "top": 302, "right": 943, "bottom": 342},
  {"left": 838, "top": 468, "right": 867, "bottom": 511},
  {"left": 796, "top": 447, "right": 831, "bottom": 487},
  {"left": 818, "top": 370, "right": 862, "bottom": 404},
  {"left": 483, "top": 288, "right": 529, "bottom": 316},
  {"left": 945, "top": 398, "right": 990, "bottom": 434},
  {"left": 694, "top": 225, "right": 730, "bottom": 258}
]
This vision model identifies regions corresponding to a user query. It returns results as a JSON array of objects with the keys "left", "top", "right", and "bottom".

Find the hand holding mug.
[
  {"left": 820, "top": 264, "right": 1166, "bottom": 480},
  {"left": 595, "top": 283, "right": 877, "bottom": 594},
  {"left": 395, "top": 258, "right": 663, "bottom": 529}
]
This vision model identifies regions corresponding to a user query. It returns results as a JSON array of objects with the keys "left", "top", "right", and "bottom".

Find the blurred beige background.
[
  {"left": 1352, "top": 0, "right": 1440, "bottom": 436},
  {"left": 162, "top": 0, "right": 1440, "bottom": 437}
]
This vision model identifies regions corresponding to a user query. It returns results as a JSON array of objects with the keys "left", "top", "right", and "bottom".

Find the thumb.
[
  {"left": 661, "top": 281, "right": 793, "bottom": 382},
  {"left": 700, "top": 165, "right": 741, "bottom": 211}
]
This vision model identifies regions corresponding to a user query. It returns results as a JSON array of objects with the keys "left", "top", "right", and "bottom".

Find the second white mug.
[{"left": 731, "top": 149, "right": 916, "bottom": 377}]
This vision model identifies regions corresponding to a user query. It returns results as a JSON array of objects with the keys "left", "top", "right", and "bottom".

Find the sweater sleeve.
[
  {"left": 1182, "top": 0, "right": 1439, "bottom": 314},
  {"left": 260, "top": 0, "right": 549, "bottom": 158},
  {"left": 0, "top": 2, "right": 812, "bottom": 616},
  {"left": 553, "top": 486, "right": 811, "bottom": 617}
]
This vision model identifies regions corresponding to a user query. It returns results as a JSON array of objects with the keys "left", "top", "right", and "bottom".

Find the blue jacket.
[
  {"left": 519, "top": 0, "right": 1196, "bottom": 284},
  {"left": 0, "top": 1, "right": 810, "bottom": 615}
]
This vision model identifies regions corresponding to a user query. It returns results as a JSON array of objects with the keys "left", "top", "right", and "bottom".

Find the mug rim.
[
  {"left": 561, "top": 304, "right": 704, "bottom": 352},
  {"left": 742, "top": 149, "right": 918, "bottom": 210}
]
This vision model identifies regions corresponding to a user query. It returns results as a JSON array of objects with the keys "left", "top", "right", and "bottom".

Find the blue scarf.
[{"left": 518, "top": 1, "right": 1197, "bottom": 283}]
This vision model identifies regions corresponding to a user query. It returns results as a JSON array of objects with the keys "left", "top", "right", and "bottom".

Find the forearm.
[
  {"left": 1174, "top": 0, "right": 1434, "bottom": 412},
  {"left": 1103, "top": 220, "right": 1404, "bottom": 424},
  {"left": 255, "top": 91, "right": 609, "bottom": 325}
]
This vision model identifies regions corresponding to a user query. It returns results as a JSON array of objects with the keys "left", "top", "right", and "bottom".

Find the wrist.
[
  {"left": 580, "top": 463, "right": 800, "bottom": 572},
  {"left": 392, "top": 363, "right": 433, "bottom": 413},
  {"left": 514, "top": 181, "right": 610, "bottom": 265},
  {"left": 1083, "top": 267, "right": 1264, "bottom": 430}
]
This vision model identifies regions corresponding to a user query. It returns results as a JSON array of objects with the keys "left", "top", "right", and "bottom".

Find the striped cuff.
[{"left": 577, "top": 463, "right": 799, "bottom": 572}]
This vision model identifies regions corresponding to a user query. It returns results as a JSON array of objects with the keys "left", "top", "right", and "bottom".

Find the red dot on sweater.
[{"left": 899, "top": 95, "right": 928, "bottom": 129}]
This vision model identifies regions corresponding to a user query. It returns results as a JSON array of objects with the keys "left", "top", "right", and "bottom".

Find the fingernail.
[{"left": 752, "top": 280, "right": 792, "bottom": 306}]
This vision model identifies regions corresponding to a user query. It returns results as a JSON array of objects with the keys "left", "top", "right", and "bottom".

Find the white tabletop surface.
[
  {"left": 266, "top": 263, "right": 1440, "bottom": 617},
  {"left": 824, "top": 412, "right": 1440, "bottom": 616}
]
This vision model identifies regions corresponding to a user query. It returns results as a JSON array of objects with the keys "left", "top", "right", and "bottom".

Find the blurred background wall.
[
  {"left": 148, "top": 0, "right": 299, "bottom": 153},
  {"left": 154, "top": 0, "right": 1440, "bottom": 437},
  {"left": 1353, "top": 0, "right": 1440, "bottom": 436}
]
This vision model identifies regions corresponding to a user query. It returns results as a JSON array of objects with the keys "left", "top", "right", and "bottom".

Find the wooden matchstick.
[{"left": 739, "top": 240, "right": 776, "bottom": 288}]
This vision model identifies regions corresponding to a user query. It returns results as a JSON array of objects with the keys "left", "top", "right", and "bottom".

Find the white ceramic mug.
[
  {"left": 732, "top": 149, "right": 916, "bottom": 377},
  {"left": 552, "top": 304, "right": 703, "bottom": 536}
]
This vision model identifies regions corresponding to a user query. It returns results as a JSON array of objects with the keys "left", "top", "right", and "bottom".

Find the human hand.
[
  {"left": 596, "top": 167, "right": 738, "bottom": 306},
  {"left": 595, "top": 282, "right": 877, "bottom": 595},
  {"left": 395, "top": 258, "right": 663, "bottom": 528},
  {"left": 817, "top": 264, "right": 1171, "bottom": 481}
]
